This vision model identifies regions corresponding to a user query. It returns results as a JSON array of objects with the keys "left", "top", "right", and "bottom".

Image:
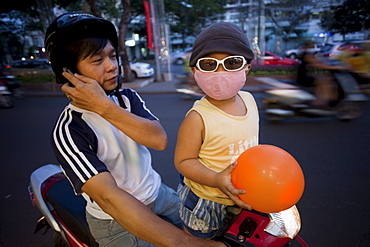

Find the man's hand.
[
  {"left": 62, "top": 72, "right": 111, "bottom": 114},
  {"left": 215, "top": 162, "right": 252, "bottom": 210}
]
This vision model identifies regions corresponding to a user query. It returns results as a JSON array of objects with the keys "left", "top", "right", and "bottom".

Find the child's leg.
[{"left": 177, "top": 183, "right": 228, "bottom": 239}]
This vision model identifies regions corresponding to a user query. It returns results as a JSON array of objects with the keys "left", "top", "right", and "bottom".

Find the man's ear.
[{"left": 191, "top": 67, "right": 196, "bottom": 74}]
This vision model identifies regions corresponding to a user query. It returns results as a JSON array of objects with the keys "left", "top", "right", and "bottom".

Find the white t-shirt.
[{"left": 51, "top": 88, "right": 161, "bottom": 219}]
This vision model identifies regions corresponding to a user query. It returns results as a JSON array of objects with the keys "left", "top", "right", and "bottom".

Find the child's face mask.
[{"left": 194, "top": 69, "right": 247, "bottom": 100}]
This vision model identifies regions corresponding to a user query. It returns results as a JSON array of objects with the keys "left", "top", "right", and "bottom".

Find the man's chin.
[{"left": 103, "top": 82, "right": 118, "bottom": 92}]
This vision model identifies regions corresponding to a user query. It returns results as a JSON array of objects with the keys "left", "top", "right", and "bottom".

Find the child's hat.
[{"left": 189, "top": 22, "right": 254, "bottom": 67}]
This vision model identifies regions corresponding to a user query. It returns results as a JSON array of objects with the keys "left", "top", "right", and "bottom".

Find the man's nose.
[{"left": 106, "top": 59, "right": 118, "bottom": 71}]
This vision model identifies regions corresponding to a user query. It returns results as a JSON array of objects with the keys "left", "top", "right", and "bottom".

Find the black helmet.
[
  {"left": 45, "top": 12, "right": 118, "bottom": 57},
  {"left": 45, "top": 12, "right": 118, "bottom": 83}
]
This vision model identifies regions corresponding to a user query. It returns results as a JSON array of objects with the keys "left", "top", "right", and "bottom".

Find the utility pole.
[
  {"left": 257, "top": 0, "right": 265, "bottom": 63},
  {"left": 149, "top": 0, "right": 172, "bottom": 82},
  {"left": 247, "top": 0, "right": 265, "bottom": 64}
]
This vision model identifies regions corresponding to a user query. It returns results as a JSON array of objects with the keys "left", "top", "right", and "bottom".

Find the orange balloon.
[{"left": 231, "top": 144, "right": 305, "bottom": 213}]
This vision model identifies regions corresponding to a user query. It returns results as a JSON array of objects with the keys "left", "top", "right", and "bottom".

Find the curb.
[{"left": 23, "top": 76, "right": 267, "bottom": 97}]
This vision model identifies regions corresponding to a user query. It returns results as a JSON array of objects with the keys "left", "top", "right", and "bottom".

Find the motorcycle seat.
[{"left": 46, "top": 178, "right": 99, "bottom": 247}]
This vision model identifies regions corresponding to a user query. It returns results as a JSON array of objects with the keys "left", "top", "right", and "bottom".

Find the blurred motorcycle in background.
[
  {"left": 0, "top": 70, "right": 15, "bottom": 108},
  {"left": 0, "top": 69, "right": 24, "bottom": 108},
  {"left": 260, "top": 70, "right": 369, "bottom": 122}
]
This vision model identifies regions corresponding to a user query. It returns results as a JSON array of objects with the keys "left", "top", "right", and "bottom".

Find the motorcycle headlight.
[{"left": 264, "top": 205, "right": 301, "bottom": 239}]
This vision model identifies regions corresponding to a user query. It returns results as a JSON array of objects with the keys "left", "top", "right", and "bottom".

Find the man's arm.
[
  {"left": 82, "top": 172, "right": 225, "bottom": 247},
  {"left": 62, "top": 72, "right": 167, "bottom": 150}
]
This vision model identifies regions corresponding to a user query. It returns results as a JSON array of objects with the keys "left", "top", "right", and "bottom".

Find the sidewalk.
[
  {"left": 23, "top": 75, "right": 270, "bottom": 97},
  {"left": 135, "top": 78, "right": 181, "bottom": 94},
  {"left": 23, "top": 77, "right": 175, "bottom": 97}
]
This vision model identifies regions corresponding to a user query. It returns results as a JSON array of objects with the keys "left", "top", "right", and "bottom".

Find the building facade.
[{"left": 221, "top": 0, "right": 349, "bottom": 56}]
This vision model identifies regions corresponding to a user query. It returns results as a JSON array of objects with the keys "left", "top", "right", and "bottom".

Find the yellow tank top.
[{"left": 184, "top": 91, "right": 259, "bottom": 205}]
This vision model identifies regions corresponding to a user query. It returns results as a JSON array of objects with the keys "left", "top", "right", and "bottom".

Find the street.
[{"left": 0, "top": 92, "right": 369, "bottom": 247}]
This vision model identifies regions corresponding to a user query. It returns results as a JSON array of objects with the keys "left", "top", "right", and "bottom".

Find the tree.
[
  {"left": 56, "top": 0, "right": 133, "bottom": 81},
  {"left": 1, "top": 0, "right": 135, "bottom": 81},
  {"left": 0, "top": 10, "right": 44, "bottom": 63},
  {"left": 265, "top": 0, "right": 319, "bottom": 53},
  {"left": 164, "top": 0, "right": 228, "bottom": 49},
  {"left": 321, "top": 0, "right": 370, "bottom": 40},
  {"left": 0, "top": 0, "right": 38, "bottom": 13},
  {"left": 118, "top": 0, "right": 133, "bottom": 82},
  {"left": 0, "top": 12, "right": 23, "bottom": 63}
]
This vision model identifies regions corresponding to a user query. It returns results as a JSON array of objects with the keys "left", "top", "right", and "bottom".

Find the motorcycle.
[
  {"left": 28, "top": 164, "right": 98, "bottom": 247},
  {"left": 4, "top": 74, "right": 24, "bottom": 99},
  {"left": 29, "top": 164, "right": 308, "bottom": 247},
  {"left": 0, "top": 70, "right": 24, "bottom": 108},
  {"left": 0, "top": 73, "right": 14, "bottom": 108},
  {"left": 260, "top": 70, "right": 369, "bottom": 122}
]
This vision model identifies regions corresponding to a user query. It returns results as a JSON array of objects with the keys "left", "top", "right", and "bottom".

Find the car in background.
[
  {"left": 317, "top": 41, "right": 368, "bottom": 63},
  {"left": 171, "top": 47, "right": 192, "bottom": 65},
  {"left": 10, "top": 59, "right": 154, "bottom": 79},
  {"left": 285, "top": 43, "right": 323, "bottom": 59},
  {"left": 10, "top": 59, "right": 54, "bottom": 78},
  {"left": 316, "top": 42, "right": 346, "bottom": 62},
  {"left": 129, "top": 61, "right": 154, "bottom": 78},
  {"left": 12, "top": 59, "right": 51, "bottom": 69},
  {"left": 252, "top": 51, "right": 301, "bottom": 66}
]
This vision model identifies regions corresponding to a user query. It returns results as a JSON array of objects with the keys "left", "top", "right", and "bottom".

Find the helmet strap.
[
  {"left": 114, "top": 75, "right": 126, "bottom": 108},
  {"left": 105, "top": 56, "right": 126, "bottom": 108}
]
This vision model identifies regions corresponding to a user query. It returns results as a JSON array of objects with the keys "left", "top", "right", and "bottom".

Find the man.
[{"left": 47, "top": 12, "right": 224, "bottom": 247}]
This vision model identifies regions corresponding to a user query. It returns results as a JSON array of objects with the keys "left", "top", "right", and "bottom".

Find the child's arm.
[
  {"left": 174, "top": 111, "right": 251, "bottom": 210},
  {"left": 175, "top": 111, "right": 217, "bottom": 185}
]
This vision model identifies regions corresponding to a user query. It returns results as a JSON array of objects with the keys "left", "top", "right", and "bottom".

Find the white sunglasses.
[{"left": 196, "top": 55, "right": 248, "bottom": 72}]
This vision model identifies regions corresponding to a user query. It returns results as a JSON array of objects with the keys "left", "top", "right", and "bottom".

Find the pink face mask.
[{"left": 194, "top": 69, "right": 247, "bottom": 100}]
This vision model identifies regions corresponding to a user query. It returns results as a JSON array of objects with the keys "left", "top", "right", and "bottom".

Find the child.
[{"left": 174, "top": 22, "right": 260, "bottom": 239}]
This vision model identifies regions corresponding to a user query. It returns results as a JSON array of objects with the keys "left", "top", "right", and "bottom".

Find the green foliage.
[
  {"left": 54, "top": 0, "right": 120, "bottom": 19},
  {"left": 97, "top": 0, "right": 120, "bottom": 18},
  {"left": 11, "top": 68, "right": 56, "bottom": 83},
  {"left": 0, "top": 0, "right": 38, "bottom": 13},
  {"left": 0, "top": 10, "right": 44, "bottom": 60},
  {"left": 248, "top": 64, "right": 333, "bottom": 76},
  {"left": 128, "top": 0, "right": 230, "bottom": 50},
  {"left": 325, "top": 0, "right": 370, "bottom": 36},
  {"left": 52, "top": 0, "right": 78, "bottom": 9},
  {"left": 164, "top": 0, "right": 228, "bottom": 36},
  {"left": 264, "top": 1, "right": 313, "bottom": 31},
  {"left": 249, "top": 64, "right": 299, "bottom": 76}
]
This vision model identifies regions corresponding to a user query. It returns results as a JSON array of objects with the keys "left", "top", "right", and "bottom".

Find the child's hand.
[{"left": 215, "top": 162, "right": 252, "bottom": 210}]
